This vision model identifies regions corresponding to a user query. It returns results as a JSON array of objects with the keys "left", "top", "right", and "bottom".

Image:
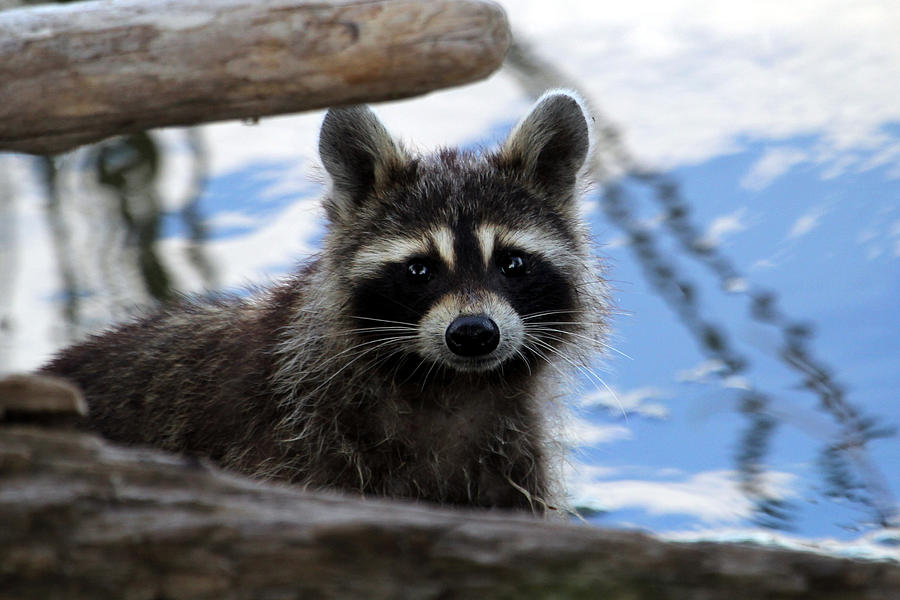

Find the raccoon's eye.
[
  {"left": 406, "top": 259, "right": 432, "bottom": 282},
  {"left": 498, "top": 251, "right": 527, "bottom": 277}
]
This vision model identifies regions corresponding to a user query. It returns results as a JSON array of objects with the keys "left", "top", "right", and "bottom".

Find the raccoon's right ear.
[{"left": 319, "top": 105, "right": 410, "bottom": 223}]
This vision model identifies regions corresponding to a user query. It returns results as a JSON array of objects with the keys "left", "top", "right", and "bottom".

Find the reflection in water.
[
  {"left": 505, "top": 38, "right": 897, "bottom": 531},
  {"left": 40, "top": 156, "right": 80, "bottom": 340},
  {"left": 36, "top": 130, "right": 215, "bottom": 344},
  {"left": 94, "top": 133, "right": 172, "bottom": 302},
  {"left": 0, "top": 160, "right": 14, "bottom": 369},
  {"left": 3, "top": 0, "right": 216, "bottom": 341},
  {"left": 179, "top": 129, "right": 217, "bottom": 288},
  {"left": 3, "top": 0, "right": 893, "bottom": 532}
]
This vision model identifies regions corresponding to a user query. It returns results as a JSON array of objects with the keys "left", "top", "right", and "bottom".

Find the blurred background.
[{"left": 1, "top": 0, "right": 898, "bottom": 557}]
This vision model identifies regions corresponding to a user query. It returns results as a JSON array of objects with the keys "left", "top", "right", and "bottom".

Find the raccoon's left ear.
[
  {"left": 319, "top": 105, "right": 410, "bottom": 223},
  {"left": 497, "top": 90, "right": 591, "bottom": 202}
]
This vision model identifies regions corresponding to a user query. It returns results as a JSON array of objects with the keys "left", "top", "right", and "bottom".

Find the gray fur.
[
  {"left": 42, "top": 92, "right": 609, "bottom": 513},
  {"left": 319, "top": 104, "right": 410, "bottom": 224},
  {"left": 498, "top": 90, "right": 591, "bottom": 202}
]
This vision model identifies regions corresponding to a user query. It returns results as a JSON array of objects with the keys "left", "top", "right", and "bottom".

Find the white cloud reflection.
[
  {"left": 508, "top": 0, "right": 900, "bottom": 172},
  {"left": 568, "top": 467, "right": 797, "bottom": 525},
  {"left": 788, "top": 205, "right": 829, "bottom": 239},
  {"left": 563, "top": 420, "right": 634, "bottom": 447},
  {"left": 698, "top": 208, "right": 750, "bottom": 249},
  {"left": 579, "top": 386, "right": 670, "bottom": 420},
  {"left": 740, "top": 147, "right": 808, "bottom": 190}
]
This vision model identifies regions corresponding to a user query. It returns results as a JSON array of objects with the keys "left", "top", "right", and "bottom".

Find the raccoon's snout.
[
  {"left": 445, "top": 316, "right": 500, "bottom": 357},
  {"left": 418, "top": 292, "right": 523, "bottom": 372}
]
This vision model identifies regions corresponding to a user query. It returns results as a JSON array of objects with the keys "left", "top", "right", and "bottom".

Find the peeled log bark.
[
  {"left": 2, "top": 424, "right": 899, "bottom": 599},
  {"left": 0, "top": 0, "right": 510, "bottom": 155}
]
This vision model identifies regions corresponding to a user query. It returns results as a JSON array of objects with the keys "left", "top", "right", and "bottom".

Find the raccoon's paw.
[{"left": 0, "top": 374, "right": 86, "bottom": 426}]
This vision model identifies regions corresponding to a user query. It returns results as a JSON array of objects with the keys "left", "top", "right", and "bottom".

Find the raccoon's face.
[
  {"left": 319, "top": 92, "right": 594, "bottom": 377},
  {"left": 348, "top": 219, "right": 580, "bottom": 374}
]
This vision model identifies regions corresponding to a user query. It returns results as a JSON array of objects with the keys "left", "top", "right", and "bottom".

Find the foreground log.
[
  {"left": 2, "top": 420, "right": 899, "bottom": 599},
  {"left": 0, "top": 0, "right": 510, "bottom": 155}
]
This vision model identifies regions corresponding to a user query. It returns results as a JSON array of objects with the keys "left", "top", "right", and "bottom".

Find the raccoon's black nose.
[{"left": 445, "top": 316, "right": 500, "bottom": 357}]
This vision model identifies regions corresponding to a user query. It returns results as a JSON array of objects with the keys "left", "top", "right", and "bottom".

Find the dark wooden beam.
[{"left": 1, "top": 375, "right": 898, "bottom": 600}]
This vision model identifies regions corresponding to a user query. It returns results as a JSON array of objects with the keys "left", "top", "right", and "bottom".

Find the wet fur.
[{"left": 42, "top": 91, "right": 609, "bottom": 512}]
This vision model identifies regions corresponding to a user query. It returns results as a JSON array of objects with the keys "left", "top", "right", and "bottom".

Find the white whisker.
[
  {"left": 524, "top": 324, "right": 632, "bottom": 360},
  {"left": 525, "top": 335, "right": 627, "bottom": 421}
]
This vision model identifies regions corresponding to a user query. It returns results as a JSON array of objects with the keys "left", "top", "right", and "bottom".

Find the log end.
[{"left": 0, "top": 373, "right": 87, "bottom": 425}]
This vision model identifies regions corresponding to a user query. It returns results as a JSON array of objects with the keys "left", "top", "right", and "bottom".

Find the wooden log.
[
  {"left": 0, "top": 374, "right": 86, "bottom": 421},
  {"left": 0, "top": 0, "right": 510, "bottom": 155},
  {"left": 1, "top": 422, "right": 899, "bottom": 598}
]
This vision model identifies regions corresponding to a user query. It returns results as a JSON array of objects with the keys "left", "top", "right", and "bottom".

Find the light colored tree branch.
[
  {"left": 1, "top": 381, "right": 898, "bottom": 600},
  {"left": 0, "top": 0, "right": 510, "bottom": 155}
]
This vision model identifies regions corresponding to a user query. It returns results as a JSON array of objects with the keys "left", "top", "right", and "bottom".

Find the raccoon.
[{"left": 41, "top": 91, "right": 609, "bottom": 512}]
